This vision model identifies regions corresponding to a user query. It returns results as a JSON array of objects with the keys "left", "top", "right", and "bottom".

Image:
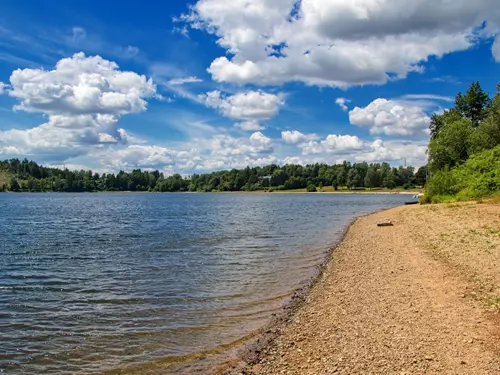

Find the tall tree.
[
  {"left": 428, "top": 119, "right": 473, "bottom": 172},
  {"left": 9, "top": 177, "right": 20, "bottom": 192},
  {"left": 346, "top": 168, "right": 362, "bottom": 189},
  {"left": 455, "top": 81, "right": 491, "bottom": 127},
  {"left": 364, "top": 166, "right": 379, "bottom": 188}
]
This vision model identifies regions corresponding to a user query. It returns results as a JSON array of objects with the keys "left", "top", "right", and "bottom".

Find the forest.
[
  {"left": 0, "top": 158, "right": 424, "bottom": 193},
  {"left": 423, "top": 81, "right": 500, "bottom": 203}
]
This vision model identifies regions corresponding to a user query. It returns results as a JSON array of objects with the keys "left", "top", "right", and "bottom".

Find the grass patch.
[
  {"left": 485, "top": 297, "right": 500, "bottom": 310},
  {"left": 478, "top": 191, "right": 500, "bottom": 204}
]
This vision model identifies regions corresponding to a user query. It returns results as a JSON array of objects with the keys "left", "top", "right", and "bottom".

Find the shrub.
[
  {"left": 424, "top": 145, "right": 500, "bottom": 203},
  {"left": 426, "top": 169, "right": 459, "bottom": 198},
  {"left": 306, "top": 184, "right": 317, "bottom": 192}
]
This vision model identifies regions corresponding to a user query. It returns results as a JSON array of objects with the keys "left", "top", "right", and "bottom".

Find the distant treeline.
[{"left": 1, "top": 158, "right": 425, "bottom": 193}]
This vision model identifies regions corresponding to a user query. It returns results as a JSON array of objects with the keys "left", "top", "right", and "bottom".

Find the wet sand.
[{"left": 225, "top": 203, "right": 500, "bottom": 375}]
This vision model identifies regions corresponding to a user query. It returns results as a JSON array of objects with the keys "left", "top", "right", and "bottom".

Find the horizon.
[{"left": 1, "top": 1, "right": 499, "bottom": 174}]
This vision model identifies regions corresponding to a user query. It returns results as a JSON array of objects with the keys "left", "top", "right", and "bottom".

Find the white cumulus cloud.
[
  {"left": 0, "top": 53, "right": 158, "bottom": 160},
  {"left": 93, "top": 131, "right": 275, "bottom": 173},
  {"left": 301, "top": 134, "right": 365, "bottom": 155},
  {"left": 182, "top": 0, "right": 500, "bottom": 87},
  {"left": 280, "top": 130, "right": 428, "bottom": 166},
  {"left": 354, "top": 139, "right": 428, "bottom": 166},
  {"left": 9, "top": 52, "right": 156, "bottom": 115},
  {"left": 281, "top": 130, "right": 318, "bottom": 145},
  {"left": 349, "top": 98, "right": 431, "bottom": 136},
  {"left": 201, "top": 90, "right": 284, "bottom": 120},
  {"left": 96, "top": 145, "right": 176, "bottom": 169}
]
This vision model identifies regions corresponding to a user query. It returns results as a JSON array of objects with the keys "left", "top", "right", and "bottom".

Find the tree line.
[
  {"left": 0, "top": 158, "right": 425, "bottom": 193},
  {"left": 424, "top": 81, "right": 500, "bottom": 202}
]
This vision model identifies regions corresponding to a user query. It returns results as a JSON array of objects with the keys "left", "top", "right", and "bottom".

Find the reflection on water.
[{"left": 0, "top": 193, "right": 408, "bottom": 374}]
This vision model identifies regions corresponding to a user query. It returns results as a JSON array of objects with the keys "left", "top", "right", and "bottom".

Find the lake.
[{"left": 0, "top": 193, "right": 409, "bottom": 374}]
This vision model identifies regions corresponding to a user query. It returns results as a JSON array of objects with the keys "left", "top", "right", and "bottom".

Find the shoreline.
[
  {"left": 222, "top": 203, "right": 500, "bottom": 375},
  {"left": 217, "top": 207, "right": 394, "bottom": 374},
  {"left": 1, "top": 190, "right": 422, "bottom": 195}
]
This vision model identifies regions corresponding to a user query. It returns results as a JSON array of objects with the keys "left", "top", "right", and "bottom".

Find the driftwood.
[
  {"left": 405, "top": 201, "right": 419, "bottom": 205},
  {"left": 377, "top": 220, "right": 394, "bottom": 227}
]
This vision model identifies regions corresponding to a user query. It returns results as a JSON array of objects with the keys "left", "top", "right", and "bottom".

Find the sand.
[{"left": 227, "top": 203, "right": 500, "bottom": 375}]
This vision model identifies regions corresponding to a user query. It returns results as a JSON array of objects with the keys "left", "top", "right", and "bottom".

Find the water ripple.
[{"left": 0, "top": 192, "right": 407, "bottom": 374}]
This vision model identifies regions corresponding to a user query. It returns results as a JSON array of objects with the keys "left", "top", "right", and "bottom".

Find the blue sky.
[{"left": 1, "top": 0, "right": 500, "bottom": 174}]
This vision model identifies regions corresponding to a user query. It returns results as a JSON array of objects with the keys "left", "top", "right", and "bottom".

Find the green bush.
[
  {"left": 423, "top": 145, "right": 500, "bottom": 203},
  {"left": 425, "top": 169, "right": 459, "bottom": 198},
  {"left": 306, "top": 184, "right": 317, "bottom": 192}
]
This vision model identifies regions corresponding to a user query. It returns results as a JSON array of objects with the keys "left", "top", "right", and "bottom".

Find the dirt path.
[{"left": 239, "top": 204, "right": 500, "bottom": 375}]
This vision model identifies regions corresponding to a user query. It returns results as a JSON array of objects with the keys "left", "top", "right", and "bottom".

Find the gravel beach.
[{"left": 229, "top": 203, "right": 500, "bottom": 375}]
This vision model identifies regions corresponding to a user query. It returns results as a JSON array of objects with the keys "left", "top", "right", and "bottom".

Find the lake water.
[{"left": 0, "top": 193, "right": 409, "bottom": 374}]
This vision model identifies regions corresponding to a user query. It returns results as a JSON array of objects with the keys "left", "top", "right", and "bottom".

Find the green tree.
[
  {"left": 336, "top": 167, "right": 347, "bottom": 188},
  {"left": 9, "top": 177, "right": 20, "bottom": 192},
  {"left": 414, "top": 166, "right": 428, "bottom": 187},
  {"left": 383, "top": 172, "right": 397, "bottom": 189},
  {"left": 364, "top": 166, "right": 379, "bottom": 188},
  {"left": 455, "top": 81, "right": 491, "bottom": 127},
  {"left": 346, "top": 168, "right": 362, "bottom": 189},
  {"left": 428, "top": 119, "right": 473, "bottom": 172},
  {"left": 429, "top": 109, "right": 462, "bottom": 140},
  {"left": 469, "top": 90, "right": 500, "bottom": 153}
]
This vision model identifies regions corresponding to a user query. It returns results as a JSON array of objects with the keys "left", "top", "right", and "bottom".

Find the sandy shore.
[{"left": 227, "top": 203, "right": 500, "bottom": 375}]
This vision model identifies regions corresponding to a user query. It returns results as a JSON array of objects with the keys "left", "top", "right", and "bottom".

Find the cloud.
[
  {"left": 493, "top": 35, "right": 500, "bottom": 62},
  {"left": 430, "top": 76, "right": 461, "bottom": 84},
  {"left": 95, "top": 145, "right": 176, "bottom": 169},
  {"left": 9, "top": 52, "right": 156, "bottom": 115},
  {"left": 93, "top": 131, "right": 275, "bottom": 173},
  {"left": 0, "top": 115, "right": 139, "bottom": 162},
  {"left": 349, "top": 98, "right": 431, "bottom": 136},
  {"left": 281, "top": 130, "right": 428, "bottom": 166},
  {"left": 335, "top": 97, "right": 351, "bottom": 111},
  {"left": 181, "top": 0, "right": 500, "bottom": 87},
  {"left": 172, "top": 24, "right": 190, "bottom": 37},
  {"left": 282, "top": 156, "right": 306, "bottom": 165},
  {"left": 71, "top": 27, "right": 87, "bottom": 45},
  {"left": 301, "top": 134, "right": 365, "bottom": 155},
  {"left": 96, "top": 132, "right": 274, "bottom": 173},
  {"left": 0, "top": 53, "right": 157, "bottom": 159},
  {"left": 0, "top": 81, "right": 6, "bottom": 94},
  {"left": 201, "top": 90, "right": 284, "bottom": 120},
  {"left": 210, "top": 131, "right": 274, "bottom": 156},
  {"left": 167, "top": 76, "right": 203, "bottom": 85},
  {"left": 354, "top": 139, "right": 428, "bottom": 166},
  {"left": 282, "top": 130, "right": 364, "bottom": 155},
  {"left": 401, "top": 94, "right": 454, "bottom": 102},
  {"left": 234, "top": 120, "right": 264, "bottom": 131},
  {"left": 250, "top": 131, "right": 272, "bottom": 149},
  {"left": 67, "top": 27, "right": 140, "bottom": 60},
  {"left": 281, "top": 130, "right": 318, "bottom": 145}
]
